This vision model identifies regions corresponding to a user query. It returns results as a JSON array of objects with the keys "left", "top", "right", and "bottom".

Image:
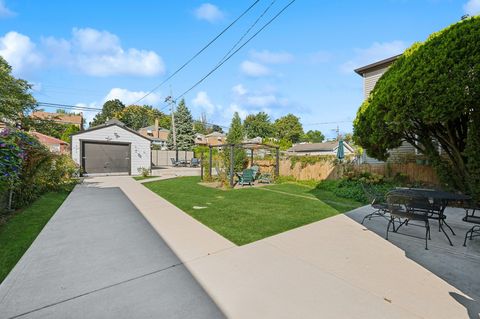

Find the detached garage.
[{"left": 71, "top": 119, "right": 151, "bottom": 176}]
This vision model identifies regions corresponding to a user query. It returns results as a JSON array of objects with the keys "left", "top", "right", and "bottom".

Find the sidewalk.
[{"left": 89, "top": 176, "right": 470, "bottom": 318}]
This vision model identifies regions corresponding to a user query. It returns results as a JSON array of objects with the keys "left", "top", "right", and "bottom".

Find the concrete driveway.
[{"left": 0, "top": 185, "right": 225, "bottom": 319}]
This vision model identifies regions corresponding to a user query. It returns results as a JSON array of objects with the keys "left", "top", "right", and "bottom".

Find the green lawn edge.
[
  {"left": 0, "top": 189, "right": 72, "bottom": 283},
  {"left": 144, "top": 177, "right": 363, "bottom": 245}
]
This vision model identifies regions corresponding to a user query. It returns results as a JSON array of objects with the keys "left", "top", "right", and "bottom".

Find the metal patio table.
[{"left": 388, "top": 188, "right": 470, "bottom": 246}]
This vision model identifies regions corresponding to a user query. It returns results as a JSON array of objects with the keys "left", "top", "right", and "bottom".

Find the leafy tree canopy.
[
  {"left": 353, "top": 17, "right": 480, "bottom": 195},
  {"left": 89, "top": 99, "right": 125, "bottom": 127},
  {"left": 167, "top": 99, "right": 195, "bottom": 151},
  {"left": 116, "top": 104, "right": 169, "bottom": 130},
  {"left": 0, "top": 57, "right": 36, "bottom": 122},
  {"left": 301, "top": 130, "right": 325, "bottom": 143},
  {"left": 244, "top": 112, "right": 273, "bottom": 139},
  {"left": 273, "top": 114, "right": 304, "bottom": 144}
]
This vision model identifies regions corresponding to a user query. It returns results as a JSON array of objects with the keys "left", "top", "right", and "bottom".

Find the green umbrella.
[{"left": 337, "top": 139, "right": 345, "bottom": 160}]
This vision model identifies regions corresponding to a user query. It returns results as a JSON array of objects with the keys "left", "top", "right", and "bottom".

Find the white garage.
[{"left": 71, "top": 119, "right": 151, "bottom": 176}]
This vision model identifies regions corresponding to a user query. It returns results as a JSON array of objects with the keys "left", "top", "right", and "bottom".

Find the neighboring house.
[
  {"left": 195, "top": 131, "right": 227, "bottom": 146},
  {"left": 205, "top": 131, "right": 226, "bottom": 146},
  {"left": 30, "top": 131, "right": 70, "bottom": 154},
  {"left": 0, "top": 121, "right": 6, "bottom": 131},
  {"left": 31, "top": 111, "right": 84, "bottom": 129},
  {"left": 71, "top": 119, "right": 151, "bottom": 176},
  {"left": 138, "top": 119, "right": 169, "bottom": 150},
  {"left": 287, "top": 141, "right": 354, "bottom": 156},
  {"left": 195, "top": 133, "right": 207, "bottom": 146},
  {"left": 354, "top": 54, "right": 417, "bottom": 164}
]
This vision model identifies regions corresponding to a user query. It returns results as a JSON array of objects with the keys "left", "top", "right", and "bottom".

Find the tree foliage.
[
  {"left": 167, "top": 99, "right": 195, "bottom": 151},
  {"left": 353, "top": 17, "right": 480, "bottom": 196},
  {"left": 301, "top": 130, "right": 325, "bottom": 143},
  {"left": 244, "top": 112, "right": 273, "bottom": 139},
  {"left": 89, "top": 99, "right": 125, "bottom": 127},
  {"left": 225, "top": 112, "right": 247, "bottom": 172},
  {"left": 0, "top": 57, "right": 36, "bottom": 123},
  {"left": 273, "top": 114, "right": 304, "bottom": 144},
  {"left": 116, "top": 104, "right": 169, "bottom": 130}
]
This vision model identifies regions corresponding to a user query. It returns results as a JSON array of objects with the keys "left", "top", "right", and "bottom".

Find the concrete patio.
[{"left": 347, "top": 205, "right": 480, "bottom": 311}]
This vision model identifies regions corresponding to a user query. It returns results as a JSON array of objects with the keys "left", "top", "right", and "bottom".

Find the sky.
[{"left": 1, "top": 0, "right": 478, "bottom": 139}]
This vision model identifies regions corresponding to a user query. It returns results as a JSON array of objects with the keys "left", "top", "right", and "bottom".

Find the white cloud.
[
  {"left": 232, "top": 84, "right": 247, "bottom": 96},
  {"left": 249, "top": 50, "right": 294, "bottom": 64},
  {"left": 0, "top": 31, "right": 42, "bottom": 75},
  {"left": 194, "top": 3, "right": 224, "bottom": 23},
  {"left": 340, "top": 40, "right": 407, "bottom": 73},
  {"left": 0, "top": 0, "right": 14, "bottom": 18},
  {"left": 231, "top": 83, "right": 289, "bottom": 110},
  {"left": 240, "top": 60, "right": 271, "bottom": 77},
  {"left": 104, "top": 88, "right": 161, "bottom": 105},
  {"left": 43, "top": 27, "right": 165, "bottom": 77},
  {"left": 464, "top": 0, "right": 480, "bottom": 15},
  {"left": 192, "top": 91, "right": 218, "bottom": 115},
  {"left": 224, "top": 103, "right": 248, "bottom": 120}
]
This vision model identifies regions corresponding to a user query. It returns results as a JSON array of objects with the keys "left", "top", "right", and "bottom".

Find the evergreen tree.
[
  {"left": 167, "top": 99, "right": 195, "bottom": 150},
  {"left": 225, "top": 112, "right": 247, "bottom": 172},
  {"left": 244, "top": 112, "right": 273, "bottom": 138}
]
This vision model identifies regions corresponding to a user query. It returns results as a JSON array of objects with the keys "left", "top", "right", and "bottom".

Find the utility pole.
[{"left": 165, "top": 93, "right": 177, "bottom": 160}]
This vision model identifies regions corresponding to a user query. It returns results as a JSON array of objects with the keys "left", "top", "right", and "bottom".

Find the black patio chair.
[
  {"left": 463, "top": 200, "right": 480, "bottom": 246},
  {"left": 190, "top": 158, "right": 200, "bottom": 167},
  {"left": 361, "top": 183, "right": 389, "bottom": 225},
  {"left": 170, "top": 158, "right": 180, "bottom": 167},
  {"left": 386, "top": 192, "right": 431, "bottom": 250}
]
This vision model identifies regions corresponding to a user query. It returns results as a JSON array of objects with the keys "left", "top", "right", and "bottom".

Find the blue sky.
[{"left": 1, "top": 0, "right": 478, "bottom": 138}]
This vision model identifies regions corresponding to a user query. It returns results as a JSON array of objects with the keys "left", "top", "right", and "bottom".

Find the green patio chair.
[
  {"left": 258, "top": 172, "right": 272, "bottom": 184},
  {"left": 250, "top": 165, "right": 260, "bottom": 180},
  {"left": 238, "top": 169, "right": 254, "bottom": 186}
]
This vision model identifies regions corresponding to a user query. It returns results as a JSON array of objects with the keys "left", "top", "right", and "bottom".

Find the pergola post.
[
  {"left": 275, "top": 147, "right": 280, "bottom": 178},
  {"left": 209, "top": 146, "right": 213, "bottom": 178},
  {"left": 200, "top": 151, "right": 204, "bottom": 180},
  {"left": 229, "top": 144, "right": 234, "bottom": 188},
  {"left": 250, "top": 148, "right": 254, "bottom": 167}
]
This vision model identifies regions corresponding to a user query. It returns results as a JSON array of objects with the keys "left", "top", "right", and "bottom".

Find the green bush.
[
  {"left": 316, "top": 179, "right": 397, "bottom": 204},
  {"left": 1, "top": 129, "right": 79, "bottom": 212}
]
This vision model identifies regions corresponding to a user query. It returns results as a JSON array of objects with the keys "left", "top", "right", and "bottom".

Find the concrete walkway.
[
  {"left": 0, "top": 184, "right": 225, "bottom": 319},
  {"left": 90, "top": 176, "right": 472, "bottom": 318}
]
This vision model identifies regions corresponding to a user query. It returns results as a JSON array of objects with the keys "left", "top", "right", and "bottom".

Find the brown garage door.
[{"left": 82, "top": 142, "right": 130, "bottom": 174}]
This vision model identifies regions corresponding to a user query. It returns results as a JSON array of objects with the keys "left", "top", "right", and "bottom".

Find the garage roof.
[{"left": 71, "top": 119, "right": 151, "bottom": 141}]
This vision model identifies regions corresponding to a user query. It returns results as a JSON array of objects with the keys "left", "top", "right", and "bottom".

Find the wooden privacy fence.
[
  {"left": 271, "top": 158, "right": 439, "bottom": 185},
  {"left": 151, "top": 150, "right": 194, "bottom": 167}
]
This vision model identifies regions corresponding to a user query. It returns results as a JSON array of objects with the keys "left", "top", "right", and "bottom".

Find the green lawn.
[
  {"left": 144, "top": 177, "right": 362, "bottom": 245},
  {"left": 0, "top": 190, "right": 71, "bottom": 283}
]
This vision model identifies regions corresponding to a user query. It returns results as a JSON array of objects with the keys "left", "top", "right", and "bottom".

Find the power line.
[
  {"left": 303, "top": 120, "right": 352, "bottom": 126},
  {"left": 133, "top": 0, "right": 261, "bottom": 105},
  {"left": 174, "top": 0, "right": 297, "bottom": 101},
  {"left": 216, "top": 0, "right": 277, "bottom": 67}
]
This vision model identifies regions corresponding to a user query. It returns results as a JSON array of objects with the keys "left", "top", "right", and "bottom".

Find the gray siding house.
[{"left": 354, "top": 55, "right": 417, "bottom": 164}]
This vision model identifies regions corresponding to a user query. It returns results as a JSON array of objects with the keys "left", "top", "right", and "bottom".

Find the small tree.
[
  {"left": 0, "top": 57, "right": 36, "bottom": 123},
  {"left": 301, "top": 130, "right": 325, "bottom": 143},
  {"left": 225, "top": 112, "right": 247, "bottom": 172},
  {"left": 244, "top": 112, "right": 273, "bottom": 139},
  {"left": 90, "top": 99, "right": 125, "bottom": 127},
  {"left": 274, "top": 114, "right": 304, "bottom": 144},
  {"left": 167, "top": 99, "right": 195, "bottom": 151}
]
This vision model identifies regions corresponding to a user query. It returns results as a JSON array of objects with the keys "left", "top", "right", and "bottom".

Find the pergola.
[{"left": 200, "top": 142, "right": 280, "bottom": 187}]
